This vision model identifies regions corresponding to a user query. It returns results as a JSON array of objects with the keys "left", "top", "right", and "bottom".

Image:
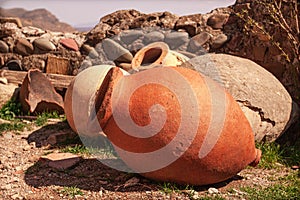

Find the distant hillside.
[{"left": 0, "top": 7, "right": 76, "bottom": 32}]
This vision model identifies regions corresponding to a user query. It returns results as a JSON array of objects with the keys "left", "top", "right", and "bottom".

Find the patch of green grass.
[
  {"left": 160, "top": 182, "right": 181, "bottom": 194},
  {"left": 159, "top": 182, "right": 196, "bottom": 195},
  {"left": 60, "top": 144, "right": 90, "bottom": 155},
  {"left": 280, "top": 141, "right": 300, "bottom": 167},
  {"left": 0, "top": 122, "right": 27, "bottom": 134},
  {"left": 256, "top": 142, "right": 300, "bottom": 169},
  {"left": 256, "top": 142, "right": 284, "bottom": 169},
  {"left": 35, "top": 111, "right": 61, "bottom": 126},
  {"left": 1, "top": 99, "right": 65, "bottom": 129},
  {"left": 0, "top": 100, "right": 23, "bottom": 120},
  {"left": 60, "top": 186, "right": 83, "bottom": 198},
  {"left": 241, "top": 172, "right": 300, "bottom": 200}
]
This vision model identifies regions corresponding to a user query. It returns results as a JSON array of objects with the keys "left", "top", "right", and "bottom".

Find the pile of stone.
[
  {"left": 0, "top": 17, "right": 85, "bottom": 75},
  {"left": 80, "top": 9, "right": 231, "bottom": 72},
  {"left": 81, "top": 28, "right": 205, "bottom": 71},
  {"left": 86, "top": 9, "right": 230, "bottom": 54},
  {"left": 85, "top": 1, "right": 300, "bottom": 105}
]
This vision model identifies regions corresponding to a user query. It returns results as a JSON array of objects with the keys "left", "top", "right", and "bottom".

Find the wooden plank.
[
  {"left": 0, "top": 69, "right": 74, "bottom": 88},
  {"left": 46, "top": 55, "right": 70, "bottom": 75}
]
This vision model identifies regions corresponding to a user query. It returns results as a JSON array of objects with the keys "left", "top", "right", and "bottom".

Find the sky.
[{"left": 0, "top": 0, "right": 236, "bottom": 27}]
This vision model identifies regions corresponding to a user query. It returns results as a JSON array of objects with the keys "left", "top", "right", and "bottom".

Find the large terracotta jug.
[{"left": 93, "top": 66, "right": 261, "bottom": 185}]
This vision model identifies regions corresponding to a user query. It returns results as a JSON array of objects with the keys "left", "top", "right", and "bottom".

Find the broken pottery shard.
[
  {"left": 19, "top": 69, "right": 64, "bottom": 114},
  {"left": 40, "top": 153, "right": 81, "bottom": 170},
  {"left": 60, "top": 38, "right": 79, "bottom": 51}
]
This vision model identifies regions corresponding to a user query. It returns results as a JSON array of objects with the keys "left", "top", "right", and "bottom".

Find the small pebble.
[
  {"left": 3, "top": 133, "right": 13, "bottom": 140},
  {"left": 208, "top": 187, "right": 219, "bottom": 194},
  {"left": 192, "top": 191, "right": 199, "bottom": 199},
  {"left": 15, "top": 166, "right": 22, "bottom": 171}
]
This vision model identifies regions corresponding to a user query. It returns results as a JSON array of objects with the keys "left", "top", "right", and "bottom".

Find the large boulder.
[{"left": 184, "top": 53, "right": 294, "bottom": 142}]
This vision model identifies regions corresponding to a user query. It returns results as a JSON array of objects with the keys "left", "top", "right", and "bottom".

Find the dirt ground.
[{"left": 0, "top": 119, "right": 298, "bottom": 200}]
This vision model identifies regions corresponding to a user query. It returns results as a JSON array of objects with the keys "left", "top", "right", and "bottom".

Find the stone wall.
[{"left": 0, "top": 19, "right": 85, "bottom": 75}]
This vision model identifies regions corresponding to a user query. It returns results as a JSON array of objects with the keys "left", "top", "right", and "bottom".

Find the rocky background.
[
  {"left": 0, "top": 7, "right": 75, "bottom": 32},
  {"left": 0, "top": 0, "right": 299, "bottom": 141},
  {"left": 0, "top": 1, "right": 299, "bottom": 199}
]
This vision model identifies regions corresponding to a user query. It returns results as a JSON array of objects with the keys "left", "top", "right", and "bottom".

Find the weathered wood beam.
[{"left": 0, "top": 70, "right": 74, "bottom": 88}]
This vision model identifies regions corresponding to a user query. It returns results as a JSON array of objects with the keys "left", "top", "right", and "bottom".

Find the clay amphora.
[{"left": 95, "top": 66, "right": 261, "bottom": 185}]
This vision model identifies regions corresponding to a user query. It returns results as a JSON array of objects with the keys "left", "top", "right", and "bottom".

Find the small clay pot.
[
  {"left": 64, "top": 65, "right": 129, "bottom": 137},
  {"left": 95, "top": 66, "right": 261, "bottom": 185},
  {"left": 131, "top": 42, "right": 189, "bottom": 71}
]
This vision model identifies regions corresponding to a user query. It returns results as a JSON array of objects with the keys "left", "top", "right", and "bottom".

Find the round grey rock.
[
  {"left": 120, "top": 30, "right": 144, "bottom": 45},
  {"left": 0, "top": 40, "right": 9, "bottom": 53},
  {"left": 78, "top": 59, "right": 93, "bottom": 72},
  {"left": 211, "top": 34, "right": 228, "bottom": 49},
  {"left": 102, "top": 38, "right": 133, "bottom": 63},
  {"left": 14, "top": 38, "right": 34, "bottom": 56},
  {"left": 82, "top": 44, "right": 99, "bottom": 59},
  {"left": 143, "top": 31, "right": 165, "bottom": 44},
  {"left": 185, "top": 53, "right": 293, "bottom": 142},
  {"left": 188, "top": 32, "right": 211, "bottom": 53},
  {"left": 165, "top": 31, "right": 189, "bottom": 49},
  {"left": 33, "top": 38, "right": 56, "bottom": 51}
]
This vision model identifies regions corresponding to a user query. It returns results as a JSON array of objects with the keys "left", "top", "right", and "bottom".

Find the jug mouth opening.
[
  {"left": 249, "top": 148, "right": 262, "bottom": 167},
  {"left": 132, "top": 42, "right": 169, "bottom": 69},
  {"left": 141, "top": 47, "right": 163, "bottom": 66}
]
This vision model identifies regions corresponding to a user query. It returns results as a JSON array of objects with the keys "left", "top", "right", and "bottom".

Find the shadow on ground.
[
  {"left": 24, "top": 121, "right": 244, "bottom": 192},
  {"left": 24, "top": 157, "right": 243, "bottom": 192},
  {"left": 27, "top": 121, "right": 77, "bottom": 147}
]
